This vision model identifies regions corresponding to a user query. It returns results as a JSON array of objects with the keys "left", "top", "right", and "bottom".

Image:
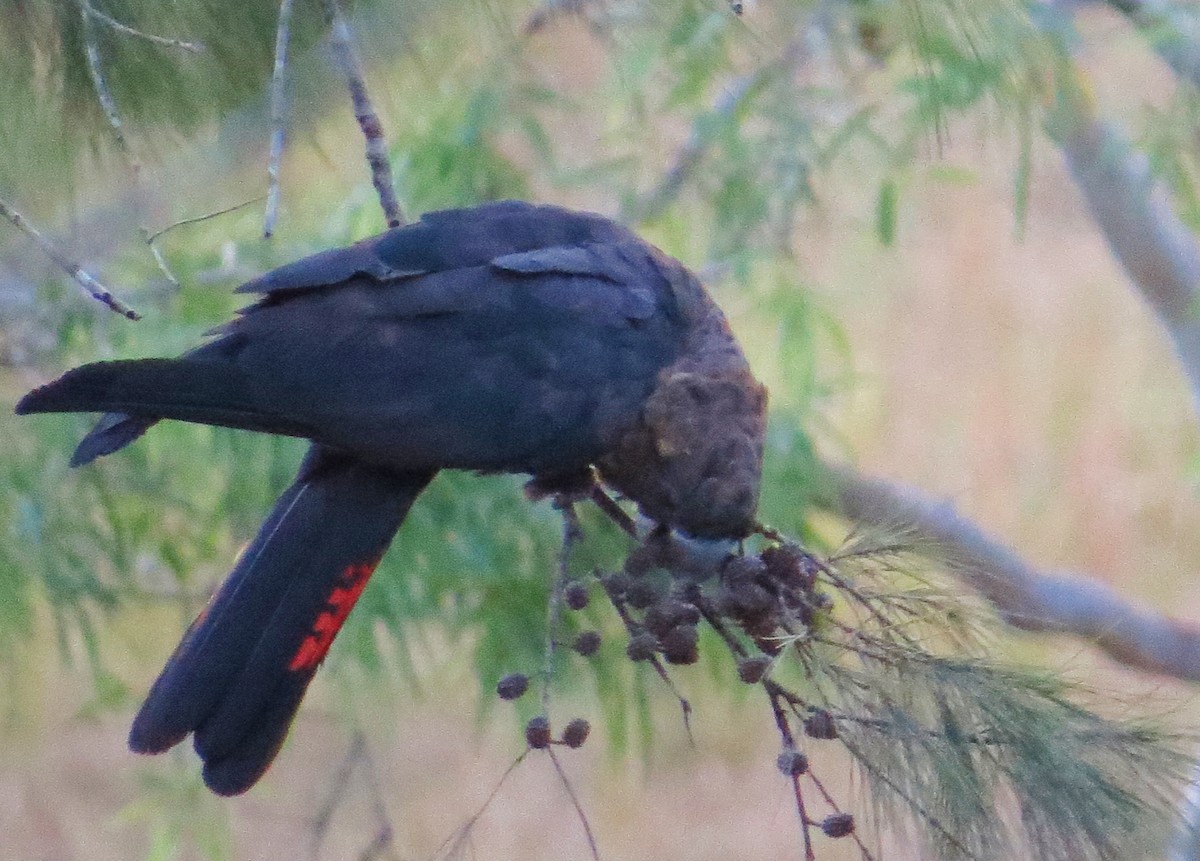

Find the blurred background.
[{"left": 3, "top": 0, "right": 1200, "bottom": 858}]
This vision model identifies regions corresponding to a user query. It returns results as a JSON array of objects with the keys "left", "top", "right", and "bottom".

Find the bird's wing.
[
  {"left": 21, "top": 203, "right": 688, "bottom": 475},
  {"left": 236, "top": 199, "right": 634, "bottom": 297}
]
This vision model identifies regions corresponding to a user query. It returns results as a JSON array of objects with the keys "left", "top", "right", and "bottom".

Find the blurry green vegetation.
[{"left": 3, "top": 0, "right": 1197, "bottom": 858}]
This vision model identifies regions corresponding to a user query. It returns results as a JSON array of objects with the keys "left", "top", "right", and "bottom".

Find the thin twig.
[
  {"left": 547, "top": 747, "right": 601, "bottom": 861},
  {"left": 590, "top": 486, "right": 638, "bottom": 539},
  {"left": 433, "top": 752, "right": 528, "bottom": 859},
  {"left": 308, "top": 731, "right": 366, "bottom": 861},
  {"left": 356, "top": 732, "right": 398, "bottom": 861},
  {"left": 81, "top": 1, "right": 204, "bottom": 52},
  {"left": 544, "top": 502, "right": 582, "bottom": 713},
  {"left": 357, "top": 825, "right": 393, "bottom": 861},
  {"left": 77, "top": 0, "right": 179, "bottom": 287},
  {"left": 767, "top": 689, "right": 815, "bottom": 861},
  {"left": 807, "top": 770, "right": 878, "bottom": 861},
  {"left": 264, "top": 0, "right": 297, "bottom": 238},
  {"left": 147, "top": 195, "right": 266, "bottom": 244},
  {"left": 78, "top": 0, "right": 132, "bottom": 160},
  {"left": 321, "top": 0, "right": 405, "bottom": 228},
  {"left": 608, "top": 588, "right": 694, "bottom": 740},
  {"left": 0, "top": 196, "right": 140, "bottom": 319}
]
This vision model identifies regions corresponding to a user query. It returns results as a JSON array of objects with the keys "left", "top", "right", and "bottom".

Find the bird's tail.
[
  {"left": 128, "top": 445, "right": 434, "bottom": 795},
  {"left": 15, "top": 358, "right": 316, "bottom": 465}
]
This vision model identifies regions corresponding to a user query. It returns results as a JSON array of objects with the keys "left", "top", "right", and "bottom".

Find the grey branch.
[
  {"left": 0, "top": 196, "right": 140, "bottom": 319},
  {"left": 322, "top": 0, "right": 405, "bottom": 229},
  {"left": 147, "top": 195, "right": 266, "bottom": 244},
  {"left": 77, "top": 0, "right": 178, "bottom": 287},
  {"left": 822, "top": 463, "right": 1200, "bottom": 682},
  {"left": 264, "top": 0, "right": 297, "bottom": 238},
  {"left": 81, "top": 1, "right": 204, "bottom": 53},
  {"left": 1045, "top": 79, "right": 1200, "bottom": 412},
  {"left": 1101, "top": 0, "right": 1200, "bottom": 86}
]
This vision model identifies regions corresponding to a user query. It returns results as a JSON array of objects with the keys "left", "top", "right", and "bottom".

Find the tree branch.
[
  {"left": 264, "top": 0, "right": 297, "bottom": 238},
  {"left": 821, "top": 462, "right": 1200, "bottom": 682},
  {"left": 321, "top": 0, "right": 404, "bottom": 229},
  {"left": 80, "top": 1, "right": 204, "bottom": 53},
  {"left": 1098, "top": 0, "right": 1200, "bottom": 87},
  {"left": 0, "top": 195, "right": 140, "bottom": 319},
  {"left": 1044, "top": 75, "right": 1200, "bottom": 412},
  {"left": 77, "top": 0, "right": 178, "bottom": 287}
]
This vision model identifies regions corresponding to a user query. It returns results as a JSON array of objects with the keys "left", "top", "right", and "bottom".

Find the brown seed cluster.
[
  {"left": 591, "top": 535, "right": 836, "bottom": 677},
  {"left": 596, "top": 534, "right": 714, "bottom": 667},
  {"left": 716, "top": 543, "right": 827, "bottom": 654}
]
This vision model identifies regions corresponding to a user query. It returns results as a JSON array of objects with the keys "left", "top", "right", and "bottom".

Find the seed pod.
[
  {"left": 654, "top": 598, "right": 700, "bottom": 627},
  {"left": 736, "top": 655, "right": 771, "bottom": 684},
  {"left": 740, "top": 608, "right": 780, "bottom": 640},
  {"left": 730, "top": 582, "right": 775, "bottom": 617},
  {"left": 626, "top": 579, "right": 659, "bottom": 609},
  {"left": 803, "top": 709, "right": 838, "bottom": 740},
  {"left": 525, "top": 716, "right": 552, "bottom": 749},
  {"left": 661, "top": 624, "right": 700, "bottom": 664},
  {"left": 821, "top": 813, "right": 855, "bottom": 838},
  {"left": 626, "top": 631, "right": 658, "bottom": 661},
  {"left": 602, "top": 571, "right": 631, "bottom": 599},
  {"left": 761, "top": 544, "right": 816, "bottom": 591},
  {"left": 564, "top": 581, "right": 590, "bottom": 611},
  {"left": 561, "top": 718, "right": 591, "bottom": 749},
  {"left": 776, "top": 749, "right": 809, "bottom": 776},
  {"left": 573, "top": 630, "right": 602, "bottom": 657},
  {"left": 496, "top": 673, "right": 529, "bottom": 700},
  {"left": 645, "top": 598, "right": 698, "bottom": 637},
  {"left": 723, "top": 554, "right": 767, "bottom": 585},
  {"left": 663, "top": 644, "right": 699, "bottom": 665},
  {"left": 661, "top": 624, "right": 699, "bottom": 652}
]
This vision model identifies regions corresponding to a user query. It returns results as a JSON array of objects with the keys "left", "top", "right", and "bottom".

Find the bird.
[{"left": 15, "top": 200, "right": 767, "bottom": 795}]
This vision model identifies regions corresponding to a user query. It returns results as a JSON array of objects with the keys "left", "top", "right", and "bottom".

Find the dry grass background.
[{"left": 6, "top": 9, "right": 1200, "bottom": 859}]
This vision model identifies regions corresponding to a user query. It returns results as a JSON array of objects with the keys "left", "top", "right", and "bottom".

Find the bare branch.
[
  {"left": 77, "top": 0, "right": 179, "bottom": 287},
  {"left": 322, "top": 0, "right": 405, "bottom": 229},
  {"left": 1098, "top": 0, "right": 1200, "bottom": 86},
  {"left": 543, "top": 502, "right": 582, "bottom": 713},
  {"left": 79, "top": 1, "right": 133, "bottom": 161},
  {"left": 433, "top": 752, "right": 528, "bottom": 859},
  {"left": 146, "top": 195, "right": 265, "bottom": 244},
  {"left": 264, "top": 0, "right": 297, "bottom": 238},
  {"left": 307, "top": 731, "right": 363, "bottom": 861},
  {"left": 547, "top": 747, "right": 600, "bottom": 861},
  {"left": 822, "top": 463, "right": 1200, "bottom": 682},
  {"left": 0, "top": 195, "right": 140, "bottom": 319},
  {"left": 1045, "top": 74, "right": 1200, "bottom": 411},
  {"left": 81, "top": 1, "right": 204, "bottom": 53}
]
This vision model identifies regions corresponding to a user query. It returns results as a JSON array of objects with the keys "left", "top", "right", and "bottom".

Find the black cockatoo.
[{"left": 16, "top": 200, "right": 767, "bottom": 795}]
